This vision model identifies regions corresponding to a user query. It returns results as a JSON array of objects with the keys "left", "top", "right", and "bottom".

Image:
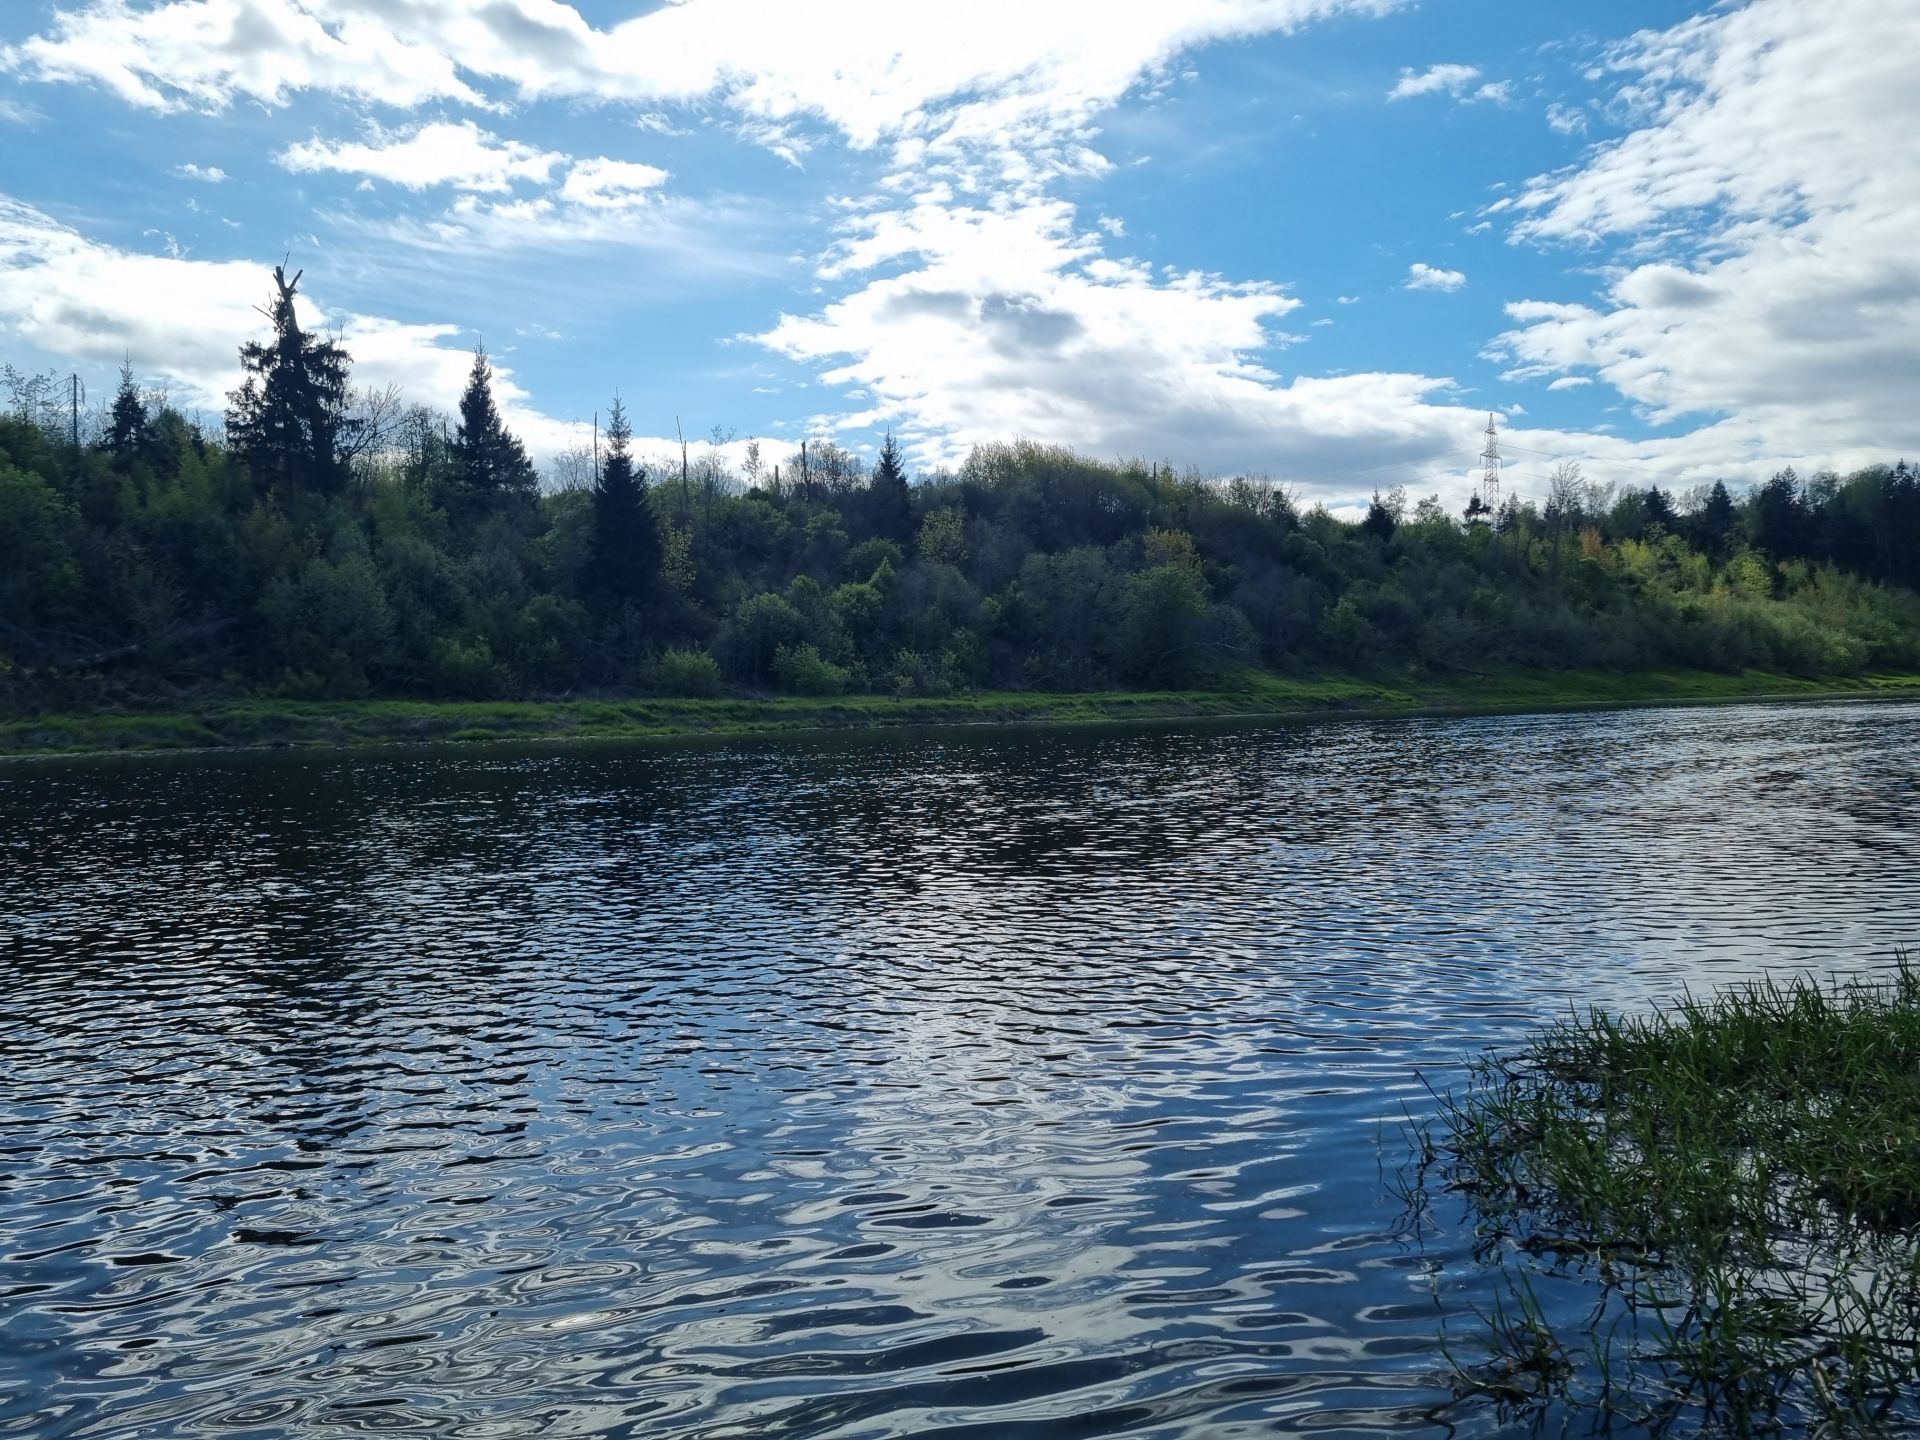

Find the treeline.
[{"left": 4, "top": 266, "right": 1919, "bottom": 709}]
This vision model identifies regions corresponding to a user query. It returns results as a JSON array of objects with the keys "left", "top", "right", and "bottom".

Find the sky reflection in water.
[{"left": 3, "top": 700, "right": 1917, "bottom": 1438}]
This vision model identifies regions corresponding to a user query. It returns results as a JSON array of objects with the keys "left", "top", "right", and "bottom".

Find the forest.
[{"left": 4, "top": 266, "right": 1919, "bottom": 713}]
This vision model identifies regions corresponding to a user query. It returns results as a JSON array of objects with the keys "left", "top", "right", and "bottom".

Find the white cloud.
[
  {"left": 19, "top": 0, "right": 1676, "bottom": 506},
  {"left": 279, "top": 120, "right": 562, "bottom": 192},
  {"left": 1470, "top": 81, "right": 1511, "bottom": 105},
  {"left": 1388, "top": 62, "right": 1479, "bottom": 101},
  {"left": 6, "top": 2, "right": 1406, "bottom": 168},
  {"left": 1544, "top": 101, "right": 1587, "bottom": 135},
  {"left": 631, "top": 111, "right": 689, "bottom": 137},
  {"left": 1493, "top": 0, "right": 1920, "bottom": 477},
  {"left": 753, "top": 189, "right": 1500, "bottom": 494},
  {"left": 0, "top": 193, "right": 589, "bottom": 456},
  {"left": 557, "top": 157, "right": 668, "bottom": 209},
  {"left": 171, "top": 162, "right": 228, "bottom": 182},
  {"left": 1405, "top": 262, "right": 1465, "bottom": 291},
  {"left": 1, "top": 0, "right": 484, "bottom": 112},
  {"left": 1546, "top": 375, "right": 1591, "bottom": 391},
  {"left": 0, "top": 97, "right": 46, "bottom": 124},
  {"left": 0, "top": 195, "right": 269, "bottom": 401}
]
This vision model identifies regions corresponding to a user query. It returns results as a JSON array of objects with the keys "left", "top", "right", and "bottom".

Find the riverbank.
[{"left": 3, "top": 667, "right": 1917, "bottom": 757}]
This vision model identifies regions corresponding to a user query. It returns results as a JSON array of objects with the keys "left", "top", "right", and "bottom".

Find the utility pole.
[
  {"left": 69, "top": 373, "right": 81, "bottom": 450},
  {"left": 676, "top": 415, "right": 690, "bottom": 525}
]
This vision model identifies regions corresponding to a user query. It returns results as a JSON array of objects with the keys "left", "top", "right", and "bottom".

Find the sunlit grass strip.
[
  {"left": 3, "top": 667, "right": 1915, "bottom": 756},
  {"left": 1421, "top": 961, "right": 1920, "bottom": 1434}
]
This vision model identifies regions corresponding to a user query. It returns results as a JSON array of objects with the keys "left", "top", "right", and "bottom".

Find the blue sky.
[{"left": 1, "top": 0, "right": 1915, "bottom": 511}]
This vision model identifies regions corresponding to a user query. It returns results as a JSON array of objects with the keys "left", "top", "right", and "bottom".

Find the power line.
[
  {"left": 1498, "top": 441, "right": 1694, "bottom": 476},
  {"left": 1302, "top": 445, "right": 1469, "bottom": 486}
]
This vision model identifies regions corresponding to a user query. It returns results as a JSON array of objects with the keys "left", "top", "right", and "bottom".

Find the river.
[{"left": 3, "top": 699, "right": 1917, "bottom": 1438}]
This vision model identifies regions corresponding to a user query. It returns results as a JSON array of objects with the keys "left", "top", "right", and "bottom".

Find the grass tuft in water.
[{"left": 1411, "top": 958, "right": 1920, "bottom": 1435}]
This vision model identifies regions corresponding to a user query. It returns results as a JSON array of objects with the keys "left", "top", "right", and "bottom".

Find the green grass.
[
  {"left": 1411, "top": 960, "right": 1920, "bottom": 1434},
  {"left": 2, "top": 667, "right": 1916, "bottom": 757}
]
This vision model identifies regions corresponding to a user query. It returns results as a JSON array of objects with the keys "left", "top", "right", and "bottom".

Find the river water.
[{"left": 3, "top": 699, "right": 1917, "bottom": 1438}]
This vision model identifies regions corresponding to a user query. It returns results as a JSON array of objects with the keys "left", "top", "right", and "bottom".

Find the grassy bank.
[
  {"left": 2, "top": 667, "right": 1917, "bottom": 758},
  {"left": 1415, "top": 962, "right": 1920, "bottom": 1435}
]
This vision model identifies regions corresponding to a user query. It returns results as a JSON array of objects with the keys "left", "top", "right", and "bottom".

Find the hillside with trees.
[{"left": 4, "top": 268, "right": 1919, "bottom": 714}]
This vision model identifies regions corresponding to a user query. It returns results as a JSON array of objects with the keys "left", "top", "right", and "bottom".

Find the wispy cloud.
[
  {"left": 279, "top": 121, "right": 563, "bottom": 193},
  {"left": 1545, "top": 101, "right": 1588, "bottom": 135}
]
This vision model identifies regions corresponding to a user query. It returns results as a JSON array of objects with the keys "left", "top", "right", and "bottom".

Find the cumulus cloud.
[
  {"left": 6, "top": 2, "right": 1406, "bottom": 170},
  {"left": 171, "top": 162, "right": 227, "bottom": 182},
  {"left": 0, "top": 193, "right": 591, "bottom": 451},
  {"left": 1405, "top": 262, "right": 1466, "bottom": 291},
  {"left": 279, "top": 120, "right": 564, "bottom": 193},
  {"left": 0, "top": 194, "right": 272, "bottom": 400},
  {"left": 752, "top": 187, "right": 1507, "bottom": 497},
  {"left": 30, "top": 0, "right": 1822, "bottom": 506},
  {"left": 1491, "top": 0, "right": 1920, "bottom": 476},
  {"left": 1388, "top": 62, "right": 1479, "bottom": 100},
  {"left": 1, "top": 0, "right": 485, "bottom": 111}
]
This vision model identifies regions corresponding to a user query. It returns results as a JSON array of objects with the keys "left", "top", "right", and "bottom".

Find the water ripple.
[{"left": 3, "top": 700, "right": 1917, "bottom": 1437}]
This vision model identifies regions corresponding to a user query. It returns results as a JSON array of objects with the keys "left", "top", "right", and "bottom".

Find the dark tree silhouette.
[
  {"left": 1360, "top": 489, "right": 1397, "bottom": 542},
  {"left": 1692, "top": 480, "right": 1738, "bottom": 558},
  {"left": 588, "top": 397, "right": 661, "bottom": 608},
  {"left": 1644, "top": 485, "right": 1675, "bottom": 530},
  {"left": 868, "top": 429, "right": 912, "bottom": 544},
  {"left": 449, "top": 347, "right": 537, "bottom": 523},
  {"left": 225, "top": 265, "right": 357, "bottom": 496},
  {"left": 1752, "top": 467, "right": 1808, "bottom": 559},
  {"left": 104, "top": 360, "right": 146, "bottom": 470}
]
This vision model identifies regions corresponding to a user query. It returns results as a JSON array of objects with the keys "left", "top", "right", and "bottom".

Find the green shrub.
[
  {"left": 846, "top": 536, "right": 903, "bottom": 580},
  {"left": 428, "top": 636, "right": 503, "bottom": 697},
  {"left": 772, "top": 642, "right": 849, "bottom": 695},
  {"left": 648, "top": 647, "right": 722, "bottom": 696},
  {"left": 722, "top": 591, "right": 806, "bottom": 680}
]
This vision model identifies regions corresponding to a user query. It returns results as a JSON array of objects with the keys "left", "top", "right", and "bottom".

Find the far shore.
[{"left": 4, "top": 668, "right": 1918, "bottom": 760}]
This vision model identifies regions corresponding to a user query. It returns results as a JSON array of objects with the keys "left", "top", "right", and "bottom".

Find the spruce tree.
[
  {"left": 449, "top": 347, "right": 537, "bottom": 522},
  {"left": 225, "top": 265, "right": 357, "bottom": 497},
  {"left": 588, "top": 398, "right": 661, "bottom": 607},
  {"left": 1694, "top": 481, "right": 1737, "bottom": 558},
  {"left": 1644, "top": 485, "right": 1675, "bottom": 531},
  {"left": 869, "top": 429, "right": 912, "bottom": 543},
  {"left": 104, "top": 360, "right": 146, "bottom": 469},
  {"left": 1752, "top": 467, "right": 1807, "bottom": 559},
  {"left": 1360, "top": 489, "right": 1397, "bottom": 542}
]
